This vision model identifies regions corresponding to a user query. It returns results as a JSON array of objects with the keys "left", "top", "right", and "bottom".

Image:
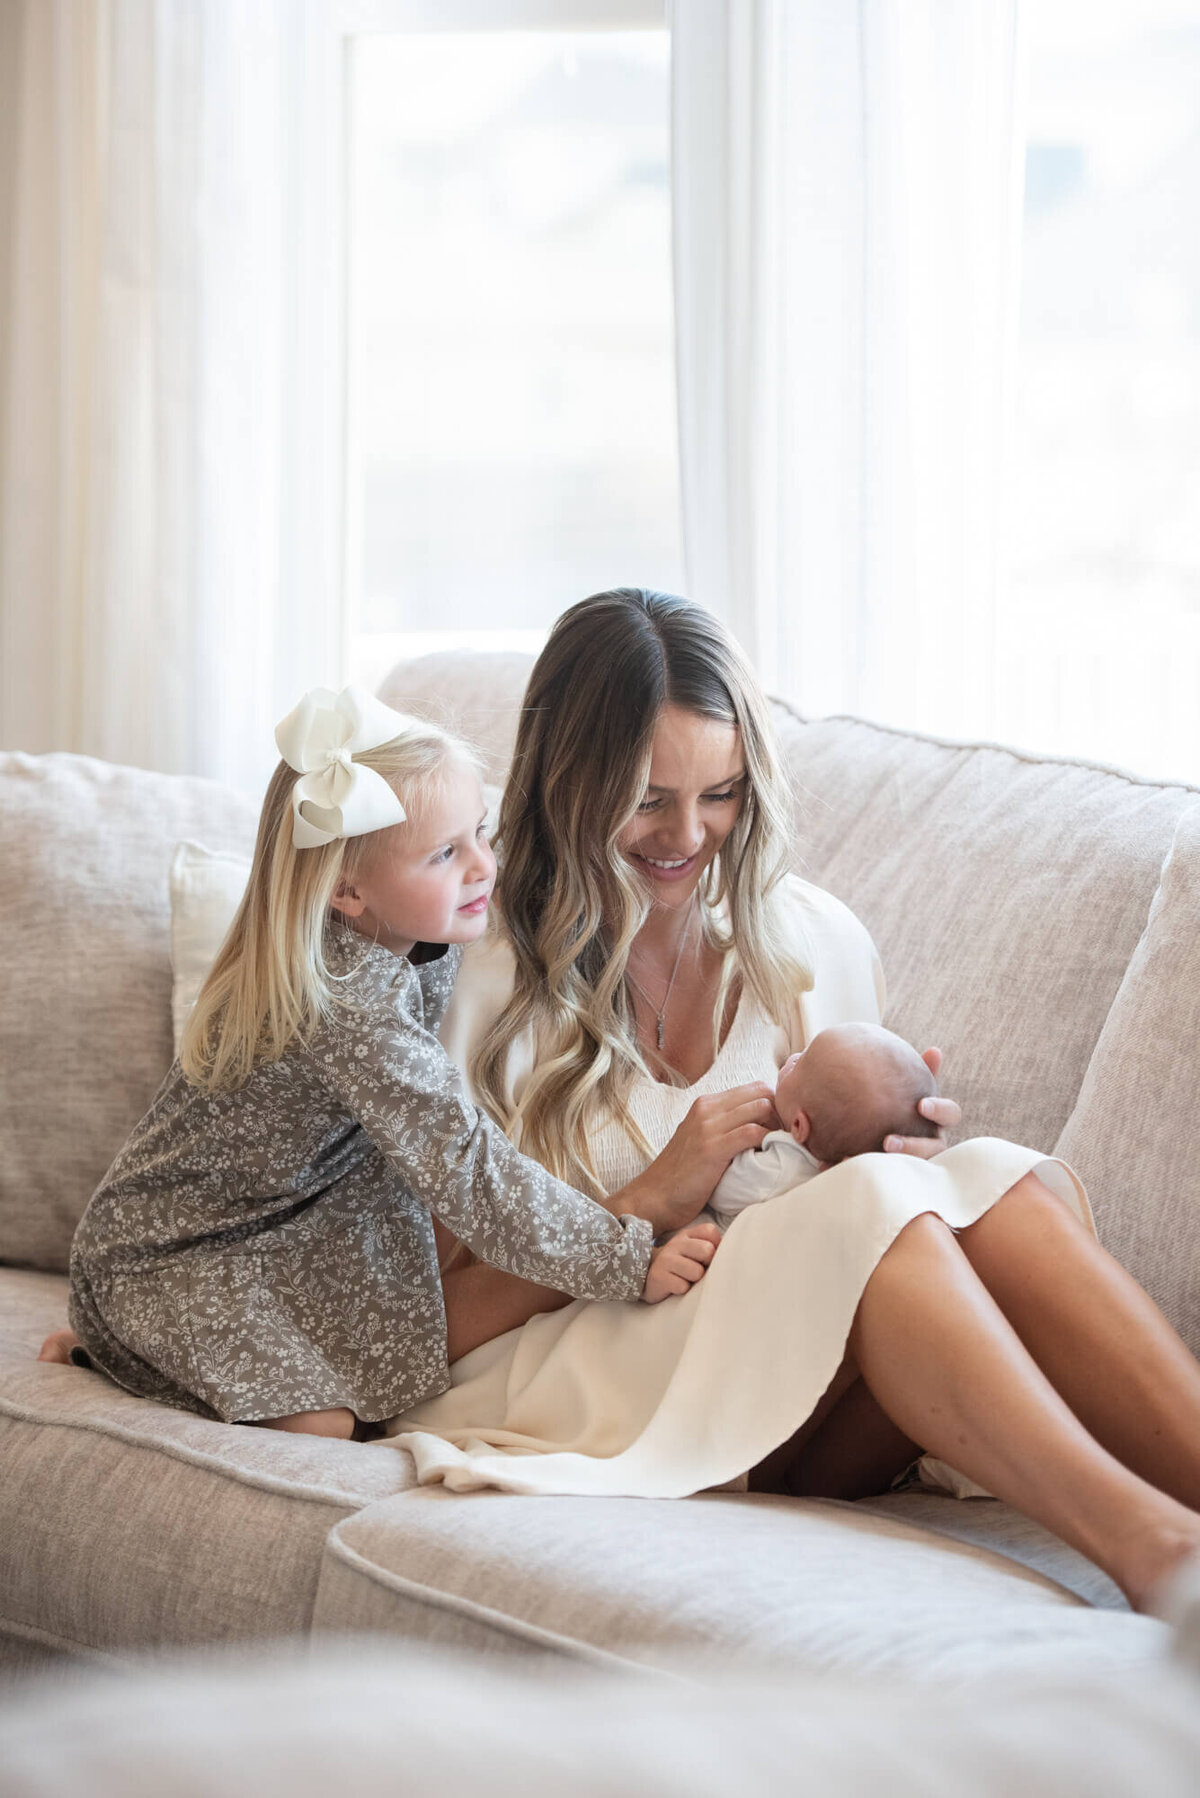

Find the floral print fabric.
[{"left": 68, "top": 925, "right": 652, "bottom": 1423}]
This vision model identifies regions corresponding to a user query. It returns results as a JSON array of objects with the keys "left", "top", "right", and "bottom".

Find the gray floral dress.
[{"left": 68, "top": 924, "right": 652, "bottom": 1424}]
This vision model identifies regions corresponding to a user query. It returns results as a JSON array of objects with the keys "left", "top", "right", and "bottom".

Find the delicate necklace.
[{"left": 626, "top": 897, "right": 697, "bottom": 1053}]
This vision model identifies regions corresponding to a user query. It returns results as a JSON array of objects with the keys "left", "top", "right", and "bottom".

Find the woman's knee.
[
  {"left": 857, "top": 1212, "right": 962, "bottom": 1313},
  {"left": 1009, "top": 1169, "right": 1077, "bottom": 1217},
  {"left": 966, "top": 1170, "right": 1082, "bottom": 1246},
  {"left": 887, "top": 1210, "right": 958, "bottom": 1261}
]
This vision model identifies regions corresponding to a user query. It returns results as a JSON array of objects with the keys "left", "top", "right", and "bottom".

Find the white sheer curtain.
[
  {"left": 0, "top": 0, "right": 342, "bottom": 791},
  {"left": 671, "top": 0, "right": 1026, "bottom": 739}
]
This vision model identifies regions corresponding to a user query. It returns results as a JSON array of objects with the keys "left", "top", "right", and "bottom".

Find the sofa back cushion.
[
  {"left": 0, "top": 754, "right": 258, "bottom": 1272},
  {"left": 1054, "top": 804, "right": 1200, "bottom": 1358},
  {"left": 773, "top": 708, "right": 1197, "bottom": 1158},
  {"left": 378, "top": 651, "right": 534, "bottom": 786}
]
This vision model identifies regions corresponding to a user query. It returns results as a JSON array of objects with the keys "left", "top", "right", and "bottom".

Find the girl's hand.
[
  {"left": 641, "top": 1223, "right": 722, "bottom": 1304},
  {"left": 882, "top": 1047, "right": 962, "bottom": 1158},
  {"left": 616, "top": 1083, "right": 779, "bottom": 1237}
]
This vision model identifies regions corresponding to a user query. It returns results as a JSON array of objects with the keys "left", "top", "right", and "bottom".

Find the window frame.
[{"left": 328, "top": 0, "right": 669, "bottom": 688}]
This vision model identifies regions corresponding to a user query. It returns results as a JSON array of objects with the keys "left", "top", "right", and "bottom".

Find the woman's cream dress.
[{"left": 381, "top": 879, "right": 1092, "bottom": 1497}]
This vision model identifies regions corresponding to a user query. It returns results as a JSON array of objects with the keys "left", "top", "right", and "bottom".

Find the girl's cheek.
[{"left": 399, "top": 872, "right": 435, "bottom": 917}]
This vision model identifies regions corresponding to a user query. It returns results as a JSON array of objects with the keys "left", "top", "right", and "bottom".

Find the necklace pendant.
[{"left": 656, "top": 1017, "right": 665, "bottom": 1052}]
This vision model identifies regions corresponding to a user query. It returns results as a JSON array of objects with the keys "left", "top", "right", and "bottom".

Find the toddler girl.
[{"left": 52, "top": 687, "right": 718, "bottom": 1438}]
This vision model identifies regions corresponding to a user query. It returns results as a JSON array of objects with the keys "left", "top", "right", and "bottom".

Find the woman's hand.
[
  {"left": 882, "top": 1047, "right": 962, "bottom": 1158},
  {"left": 641, "top": 1222, "right": 722, "bottom": 1304},
  {"left": 614, "top": 1083, "right": 779, "bottom": 1237}
]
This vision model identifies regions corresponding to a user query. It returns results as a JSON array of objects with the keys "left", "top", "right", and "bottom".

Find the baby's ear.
[{"left": 789, "top": 1110, "right": 812, "bottom": 1147}]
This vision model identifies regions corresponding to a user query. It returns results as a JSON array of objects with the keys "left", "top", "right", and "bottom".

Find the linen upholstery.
[
  {"left": 1055, "top": 804, "right": 1200, "bottom": 1358},
  {"left": 0, "top": 754, "right": 259, "bottom": 1271},
  {"left": 771, "top": 706, "right": 1198, "bottom": 1156},
  {"left": 314, "top": 1486, "right": 1164, "bottom": 1679},
  {"left": 377, "top": 651, "right": 535, "bottom": 785},
  {"left": 0, "top": 1269, "right": 416, "bottom": 1667},
  {"left": 853, "top": 1489, "right": 1126, "bottom": 1606},
  {"left": 2, "top": 1639, "right": 1199, "bottom": 1798}
]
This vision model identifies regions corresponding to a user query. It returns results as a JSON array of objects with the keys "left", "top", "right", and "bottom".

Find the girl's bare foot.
[{"left": 37, "top": 1328, "right": 82, "bottom": 1364}]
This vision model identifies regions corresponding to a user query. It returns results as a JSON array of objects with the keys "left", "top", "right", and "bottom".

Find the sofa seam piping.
[
  {"left": 766, "top": 696, "right": 1200, "bottom": 795},
  {"left": 321, "top": 1525, "right": 681, "bottom": 1679},
  {"left": 0, "top": 1613, "right": 133, "bottom": 1666},
  {"left": 0, "top": 1393, "right": 395, "bottom": 1510}
]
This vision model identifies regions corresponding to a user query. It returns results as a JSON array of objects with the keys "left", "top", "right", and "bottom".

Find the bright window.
[
  {"left": 345, "top": 15, "right": 680, "bottom": 690},
  {"left": 998, "top": 0, "right": 1200, "bottom": 781}
]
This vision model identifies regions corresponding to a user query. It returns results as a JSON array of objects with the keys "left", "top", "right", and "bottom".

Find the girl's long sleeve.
[{"left": 307, "top": 969, "right": 652, "bottom": 1303}]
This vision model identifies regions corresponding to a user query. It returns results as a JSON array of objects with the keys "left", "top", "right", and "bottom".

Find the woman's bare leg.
[
  {"left": 441, "top": 1264, "right": 572, "bottom": 1363},
  {"left": 257, "top": 1409, "right": 355, "bottom": 1439},
  {"left": 748, "top": 1355, "right": 863, "bottom": 1492},
  {"left": 845, "top": 1212, "right": 1200, "bottom": 1610},
  {"left": 779, "top": 1370, "right": 921, "bottom": 1501},
  {"left": 37, "top": 1328, "right": 81, "bottom": 1363},
  {"left": 749, "top": 1358, "right": 918, "bottom": 1498},
  {"left": 957, "top": 1172, "right": 1200, "bottom": 1510}
]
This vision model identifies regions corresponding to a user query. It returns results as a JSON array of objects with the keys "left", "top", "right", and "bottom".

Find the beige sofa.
[{"left": 2, "top": 651, "right": 1198, "bottom": 1681}]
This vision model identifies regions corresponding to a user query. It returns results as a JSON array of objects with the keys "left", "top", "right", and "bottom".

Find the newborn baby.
[{"left": 705, "top": 1022, "right": 940, "bottom": 1233}]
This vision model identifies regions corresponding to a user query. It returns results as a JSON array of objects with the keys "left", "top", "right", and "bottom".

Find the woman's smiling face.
[{"left": 617, "top": 704, "right": 746, "bottom": 910}]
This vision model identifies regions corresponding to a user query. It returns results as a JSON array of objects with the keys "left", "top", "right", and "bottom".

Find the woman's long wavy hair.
[
  {"left": 473, "top": 589, "right": 809, "bottom": 1197},
  {"left": 181, "top": 722, "right": 477, "bottom": 1094}
]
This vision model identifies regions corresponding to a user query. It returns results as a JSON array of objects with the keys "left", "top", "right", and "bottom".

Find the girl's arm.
[{"left": 308, "top": 993, "right": 652, "bottom": 1304}]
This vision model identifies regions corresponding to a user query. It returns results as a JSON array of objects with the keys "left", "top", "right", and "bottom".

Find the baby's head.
[{"left": 775, "top": 1024, "right": 939, "bottom": 1165}]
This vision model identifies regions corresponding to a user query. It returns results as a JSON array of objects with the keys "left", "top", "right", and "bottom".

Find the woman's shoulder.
[
  {"left": 776, "top": 873, "right": 886, "bottom": 1035},
  {"left": 778, "top": 872, "right": 877, "bottom": 959}
]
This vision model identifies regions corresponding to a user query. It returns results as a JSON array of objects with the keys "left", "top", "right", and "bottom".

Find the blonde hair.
[
  {"left": 181, "top": 721, "right": 479, "bottom": 1093},
  {"left": 473, "top": 589, "right": 809, "bottom": 1197}
]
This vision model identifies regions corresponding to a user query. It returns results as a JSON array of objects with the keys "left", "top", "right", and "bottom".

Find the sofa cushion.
[
  {"left": 6, "top": 1633, "right": 1200, "bottom": 1798},
  {"left": 772, "top": 708, "right": 1198, "bottom": 1156},
  {"left": 0, "top": 754, "right": 259, "bottom": 1272},
  {"left": 313, "top": 1484, "right": 1163, "bottom": 1679},
  {"left": 1054, "top": 804, "right": 1200, "bottom": 1358},
  {"left": 2, "top": 1636, "right": 1200, "bottom": 1798},
  {"left": 378, "top": 652, "right": 535, "bottom": 785},
  {"left": 0, "top": 1269, "right": 416, "bottom": 1666},
  {"left": 169, "top": 841, "right": 252, "bottom": 1053}
]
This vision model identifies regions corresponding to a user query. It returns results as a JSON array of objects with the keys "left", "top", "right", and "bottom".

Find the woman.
[{"left": 387, "top": 588, "right": 1200, "bottom": 1615}]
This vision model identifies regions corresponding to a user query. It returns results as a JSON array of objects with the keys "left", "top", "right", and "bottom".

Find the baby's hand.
[{"left": 641, "top": 1222, "right": 723, "bottom": 1304}]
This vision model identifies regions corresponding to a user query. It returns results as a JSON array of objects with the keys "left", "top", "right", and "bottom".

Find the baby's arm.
[{"left": 707, "top": 1135, "right": 821, "bottom": 1230}]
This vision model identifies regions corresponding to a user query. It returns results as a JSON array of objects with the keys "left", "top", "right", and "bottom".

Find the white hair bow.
[{"left": 274, "top": 685, "right": 413, "bottom": 849}]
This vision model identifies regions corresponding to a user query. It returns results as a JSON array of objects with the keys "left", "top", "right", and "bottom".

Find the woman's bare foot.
[
  {"left": 1117, "top": 1521, "right": 1200, "bottom": 1616},
  {"left": 256, "top": 1407, "right": 356, "bottom": 1439},
  {"left": 37, "top": 1328, "right": 82, "bottom": 1364}
]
